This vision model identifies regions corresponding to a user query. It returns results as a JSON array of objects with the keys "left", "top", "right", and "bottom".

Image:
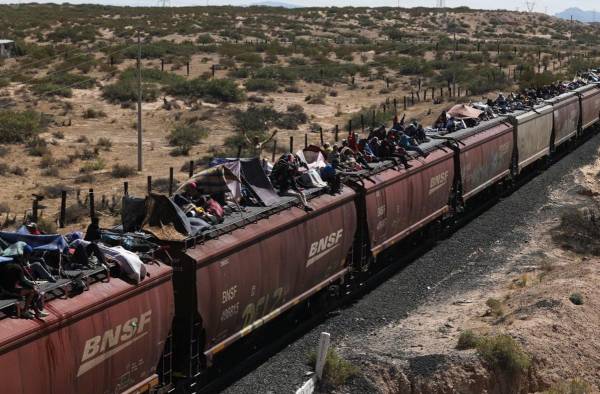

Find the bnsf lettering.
[
  {"left": 222, "top": 285, "right": 238, "bottom": 304},
  {"left": 308, "top": 229, "right": 343, "bottom": 258},
  {"left": 81, "top": 310, "right": 152, "bottom": 364},
  {"left": 429, "top": 170, "right": 449, "bottom": 194}
]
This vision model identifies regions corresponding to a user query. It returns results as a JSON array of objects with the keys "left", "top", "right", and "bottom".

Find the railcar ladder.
[
  {"left": 188, "top": 320, "right": 203, "bottom": 378},
  {"left": 158, "top": 331, "right": 173, "bottom": 390}
]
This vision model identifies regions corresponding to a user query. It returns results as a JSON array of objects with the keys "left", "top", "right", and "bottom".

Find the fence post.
[
  {"left": 186, "top": 62, "right": 190, "bottom": 76},
  {"left": 123, "top": 182, "right": 128, "bottom": 196},
  {"left": 393, "top": 98, "right": 397, "bottom": 114},
  {"left": 272, "top": 139, "right": 277, "bottom": 162},
  {"left": 334, "top": 125, "right": 339, "bottom": 142},
  {"left": 161, "top": 58, "right": 164, "bottom": 71},
  {"left": 188, "top": 160, "right": 194, "bottom": 178},
  {"left": 289, "top": 136, "right": 294, "bottom": 153},
  {"left": 59, "top": 190, "right": 66, "bottom": 228},
  {"left": 403, "top": 96, "right": 407, "bottom": 110},
  {"left": 319, "top": 127, "right": 324, "bottom": 146},
  {"left": 89, "top": 188, "right": 95, "bottom": 219},
  {"left": 304, "top": 133, "right": 308, "bottom": 149},
  {"left": 147, "top": 176, "right": 152, "bottom": 195},
  {"left": 237, "top": 145, "right": 242, "bottom": 158},
  {"left": 211, "top": 64, "right": 215, "bottom": 78},
  {"left": 32, "top": 198, "right": 38, "bottom": 223},
  {"left": 169, "top": 167, "right": 174, "bottom": 196},
  {"left": 315, "top": 332, "right": 331, "bottom": 381}
]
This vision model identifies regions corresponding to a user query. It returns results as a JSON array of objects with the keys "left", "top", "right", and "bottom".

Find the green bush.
[
  {"left": 0, "top": 110, "right": 43, "bottom": 143},
  {"left": 476, "top": 335, "right": 531, "bottom": 375},
  {"left": 96, "top": 137, "right": 112, "bottom": 151},
  {"left": 245, "top": 78, "right": 279, "bottom": 92},
  {"left": 486, "top": 298, "right": 504, "bottom": 317},
  {"left": 456, "top": 330, "right": 480, "bottom": 350},
  {"left": 80, "top": 159, "right": 105, "bottom": 173},
  {"left": 307, "top": 349, "right": 358, "bottom": 387},
  {"left": 569, "top": 293, "right": 584, "bottom": 305},
  {"left": 83, "top": 108, "right": 107, "bottom": 119},
  {"left": 31, "top": 82, "right": 72, "bottom": 98},
  {"left": 102, "top": 80, "right": 159, "bottom": 104},
  {"left": 167, "top": 125, "right": 207, "bottom": 155},
  {"left": 545, "top": 378, "right": 592, "bottom": 394},
  {"left": 167, "top": 78, "right": 245, "bottom": 103},
  {"left": 111, "top": 164, "right": 136, "bottom": 178}
]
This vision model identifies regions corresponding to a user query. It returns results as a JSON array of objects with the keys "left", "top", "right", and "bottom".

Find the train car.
[
  {"left": 546, "top": 92, "right": 580, "bottom": 150},
  {"left": 348, "top": 141, "right": 455, "bottom": 258},
  {"left": 575, "top": 83, "right": 600, "bottom": 132},
  {"left": 507, "top": 104, "right": 553, "bottom": 173},
  {"left": 0, "top": 262, "right": 174, "bottom": 394},
  {"left": 444, "top": 117, "right": 514, "bottom": 202},
  {"left": 165, "top": 187, "right": 358, "bottom": 380}
]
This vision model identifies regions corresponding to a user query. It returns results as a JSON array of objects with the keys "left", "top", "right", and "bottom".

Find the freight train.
[{"left": 1, "top": 82, "right": 599, "bottom": 394}]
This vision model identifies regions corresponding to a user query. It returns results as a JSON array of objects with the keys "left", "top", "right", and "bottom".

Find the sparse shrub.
[
  {"left": 456, "top": 330, "right": 480, "bottom": 350},
  {"left": 80, "top": 159, "right": 105, "bottom": 173},
  {"left": 152, "top": 177, "right": 180, "bottom": 193},
  {"left": 545, "top": 378, "right": 592, "bottom": 394},
  {"left": 111, "top": 164, "right": 136, "bottom": 178},
  {"left": 27, "top": 137, "right": 49, "bottom": 157},
  {"left": 307, "top": 349, "right": 357, "bottom": 388},
  {"left": 0, "top": 146, "right": 9, "bottom": 157},
  {"left": 476, "top": 335, "right": 531, "bottom": 375},
  {"left": 0, "top": 163, "right": 9, "bottom": 176},
  {"left": 39, "top": 154, "right": 55, "bottom": 168},
  {"left": 10, "top": 166, "right": 26, "bottom": 176},
  {"left": 76, "top": 135, "right": 89, "bottom": 143},
  {"left": 569, "top": 292, "right": 583, "bottom": 305},
  {"left": 486, "top": 298, "right": 504, "bottom": 317},
  {"left": 552, "top": 207, "right": 600, "bottom": 255},
  {"left": 36, "top": 216, "right": 57, "bottom": 234},
  {"left": 167, "top": 125, "right": 207, "bottom": 156},
  {"left": 64, "top": 204, "right": 88, "bottom": 224},
  {"left": 0, "top": 110, "right": 43, "bottom": 143},
  {"left": 52, "top": 130, "right": 64, "bottom": 139},
  {"left": 42, "top": 166, "right": 60, "bottom": 177},
  {"left": 305, "top": 91, "right": 326, "bottom": 105},
  {"left": 42, "top": 184, "right": 67, "bottom": 199},
  {"left": 79, "top": 147, "right": 99, "bottom": 161},
  {"left": 75, "top": 173, "right": 96, "bottom": 184},
  {"left": 83, "top": 108, "right": 107, "bottom": 119},
  {"left": 31, "top": 82, "right": 72, "bottom": 98},
  {"left": 96, "top": 137, "right": 112, "bottom": 151},
  {"left": 166, "top": 78, "right": 245, "bottom": 103},
  {"left": 245, "top": 78, "right": 279, "bottom": 92}
]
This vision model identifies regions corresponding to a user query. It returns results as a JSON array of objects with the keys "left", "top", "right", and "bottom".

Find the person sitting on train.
[
  {"left": 69, "top": 234, "right": 109, "bottom": 272},
  {"left": 399, "top": 132, "right": 429, "bottom": 158},
  {"left": 414, "top": 124, "right": 429, "bottom": 144},
  {"left": 3, "top": 242, "right": 57, "bottom": 283},
  {"left": 320, "top": 163, "right": 341, "bottom": 194},
  {"left": 327, "top": 144, "right": 341, "bottom": 165},
  {"left": 0, "top": 261, "right": 47, "bottom": 319},
  {"left": 85, "top": 216, "right": 101, "bottom": 242},
  {"left": 377, "top": 139, "right": 412, "bottom": 169},
  {"left": 434, "top": 111, "right": 447, "bottom": 129},
  {"left": 358, "top": 138, "right": 377, "bottom": 162},
  {"left": 391, "top": 114, "right": 406, "bottom": 131},
  {"left": 270, "top": 153, "right": 314, "bottom": 212},
  {"left": 25, "top": 222, "right": 42, "bottom": 235}
]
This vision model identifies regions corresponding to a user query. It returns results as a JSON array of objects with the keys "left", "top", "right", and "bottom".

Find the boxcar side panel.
[
  {"left": 190, "top": 191, "right": 357, "bottom": 359},
  {"left": 581, "top": 87, "right": 600, "bottom": 130},
  {"left": 515, "top": 110, "right": 553, "bottom": 170},
  {"left": 0, "top": 264, "right": 174, "bottom": 394},
  {"left": 552, "top": 96, "right": 579, "bottom": 147},
  {"left": 458, "top": 123, "right": 513, "bottom": 200},
  {"left": 364, "top": 149, "right": 454, "bottom": 255}
]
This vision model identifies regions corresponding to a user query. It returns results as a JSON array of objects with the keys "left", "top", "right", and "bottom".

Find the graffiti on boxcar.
[{"left": 241, "top": 287, "right": 285, "bottom": 328}]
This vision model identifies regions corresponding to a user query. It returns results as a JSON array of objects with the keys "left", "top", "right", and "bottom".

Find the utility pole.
[{"left": 137, "top": 30, "right": 143, "bottom": 172}]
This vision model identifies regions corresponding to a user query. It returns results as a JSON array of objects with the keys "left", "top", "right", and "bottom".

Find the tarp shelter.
[
  {"left": 206, "top": 158, "right": 279, "bottom": 206},
  {"left": 296, "top": 146, "right": 327, "bottom": 170},
  {"left": 447, "top": 104, "right": 483, "bottom": 120},
  {"left": 0, "top": 231, "right": 68, "bottom": 252},
  {"left": 178, "top": 163, "right": 242, "bottom": 201},
  {"left": 141, "top": 193, "right": 207, "bottom": 241}
]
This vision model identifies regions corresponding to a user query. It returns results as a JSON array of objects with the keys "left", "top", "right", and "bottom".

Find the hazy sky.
[{"left": 0, "top": 0, "right": 597, "bottom": 16}]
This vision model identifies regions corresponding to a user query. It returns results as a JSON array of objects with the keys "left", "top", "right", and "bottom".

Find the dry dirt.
[{"left": 333, "top": 153, "right": 600, "bottom": 393}]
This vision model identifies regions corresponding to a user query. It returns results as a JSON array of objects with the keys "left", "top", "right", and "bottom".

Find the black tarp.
[
  {"left": 141, "top": 194, "right": 209, "bottom": 241},
  {"left": 122, "top": 196, "right": 146, "bottom": 232},
  {"left": 239, "top": 158, "right": 279, "bottom": 206}
]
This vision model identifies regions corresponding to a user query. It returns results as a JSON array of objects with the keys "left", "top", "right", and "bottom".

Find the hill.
[{"left": 556, "top": 7, "right": 598, "bottom": 23}]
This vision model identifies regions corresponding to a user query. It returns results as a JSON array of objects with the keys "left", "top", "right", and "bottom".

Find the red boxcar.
[
  {"left": 546, "top": 92, "right": 580, "bottom": 148},
  {"left": 576, "top": 84, "right": 600, "bottom": 130},
  {"left": 0, "top": 263, "right": 173, "bottom": 394},
  {"left": 169, "top": 188, "right": 358, "bottom": 374},
  {"left": 448, "top": 118, "right": 514, "bottom": 201},
  {"left": 359, "top": 144, "right": 455, "bottom": 256}
]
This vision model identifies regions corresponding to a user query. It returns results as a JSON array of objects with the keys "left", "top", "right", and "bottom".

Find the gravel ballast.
[{"left": 224, "top": 133, "right": 600, "bottom": 394}]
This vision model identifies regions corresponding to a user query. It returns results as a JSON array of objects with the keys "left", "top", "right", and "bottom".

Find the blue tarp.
[
  {"left": 0, "top": 232, "right": 68, "bottom": 252},
  {"left": 0, "top": 256, "right": 13, "bottom": 264}
]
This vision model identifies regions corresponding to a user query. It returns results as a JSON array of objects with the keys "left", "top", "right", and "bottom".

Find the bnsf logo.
[
  {"left": 77, "top": 310, "right": 152, "bottom": 377},
  {"left": 306, "top": 229, "right": 343, "bottom": 267},
  {"left": 429, "top": 170, "right": 449, "bottom": 195}
]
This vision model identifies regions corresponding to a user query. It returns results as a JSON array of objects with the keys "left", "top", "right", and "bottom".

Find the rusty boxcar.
[
  {"left": 576, "top": 84, "right": 600, "bottom": 131},
  {"left": 353, "top": 142, "right": 455, "bottom": 256},
  {"left": 446, "top": 118, "right": 514, "bottom": 201},
  {"left": 168, "top": 188, "right": 358, "bottom": 377},
  {"left": 546, "top": 92, "right": 580, "bottom": 149},
  {"left": 0, "top": 263, "right": 174, "bottom": 394},
  {"left": 508, "top": 104, "right": 553, "bottom": 172}
]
